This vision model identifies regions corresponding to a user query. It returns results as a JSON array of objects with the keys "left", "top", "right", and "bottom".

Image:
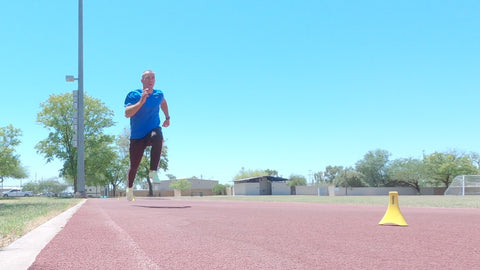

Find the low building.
[{"left": 233, "top": 176, "right": 289, "bottom": 195}]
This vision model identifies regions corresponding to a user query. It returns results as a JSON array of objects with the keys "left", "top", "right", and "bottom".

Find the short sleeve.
[{"left": 124, "top": 90, "right": 141, "bottom": 107}]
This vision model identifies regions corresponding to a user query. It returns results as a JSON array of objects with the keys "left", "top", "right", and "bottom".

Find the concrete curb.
[{"left": 0, "top": 199, "right": 87, "bottom": 270}]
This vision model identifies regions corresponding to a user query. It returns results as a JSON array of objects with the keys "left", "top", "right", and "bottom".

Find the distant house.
[{"left": 233, "top": 176, "right": 289, "bottom": 195}]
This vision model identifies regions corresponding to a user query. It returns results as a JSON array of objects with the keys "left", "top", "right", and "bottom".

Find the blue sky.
[{"left": 1, "top": 1, "right": 479, "bottom": 186}]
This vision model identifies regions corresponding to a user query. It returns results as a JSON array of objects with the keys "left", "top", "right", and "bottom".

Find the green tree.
[
  {"left": 0, "top": 125, "right": 28, "bottom": 186},
  {"left": 468, "top": 152, "right": 480, "bottom": 173},
  {"left": 355, "top": 149, "right": 391, "bottom": 187},
  {"left": 212, "top": 184, "right": 226, "bottom": 195},
  {"left": 264, "top": 169, "right": 279, "bottom": 177},
  {"left": 166, "top": 174, "right": 176, "bottom": 180},
  {"left": 423, "top": 151, "right": 478, "bottom": 188},
  {"left": 170, "top": 179, "right": 192, "bottom": 190},
  {"left": 22, "top": 182, "right": 41, "bottom": 194},
  {"left": 35, "top": 93, "right": 115, "bottom": 193},
  {"left": 323, "top": 165, "right": 344, "bottom": 183},
  {"left": 10, "top": 166, "right": 28, "bottom": 182},
  {"left": 105, "top": 129, "right": 130, "bottom": 196},
  {"left": 84, "top": 138, "right": 117, "bottom": 187},
  {"left": 313, "top": 172, "right": 324, "bottom": 184},
  {"left": 23, "top": 179, "right": 67, "bottom": 195},
  {"left": 334, "top": 169, "right": 367, "bottom": 195},
  {"left": 386, "top": 158, "right": 426, "bottom": 193},
  {"left": 287, "top": 174, "right": 307, "bottom": 187},
  {"left": 104, "top": 153, "right": 127, "bottom": 197},
  {"left": 233, "top": 167, "right": 275, "bottom": 180}
]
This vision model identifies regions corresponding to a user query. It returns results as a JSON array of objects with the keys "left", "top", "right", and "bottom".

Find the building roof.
[{"left": 234, "top": 176, "right": 288, "bottom": 183}]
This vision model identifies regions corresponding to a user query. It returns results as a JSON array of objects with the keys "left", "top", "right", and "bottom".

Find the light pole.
[{"left": 66, "top": 0, "right": 85, "bottom": 197}]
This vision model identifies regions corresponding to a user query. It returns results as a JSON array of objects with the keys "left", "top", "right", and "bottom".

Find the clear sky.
[{"left": 1, "top": 1, "right": 479, "bottom": 186}]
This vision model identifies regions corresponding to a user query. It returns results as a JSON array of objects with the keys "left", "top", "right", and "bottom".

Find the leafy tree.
[
  {"left": 264, "top": 169, "right": 279, "bottom": 177},
  {"left": 104, "top": 154, "right": 127, "bottom": 197},
  {"left": 386, "top": 158, "right": 426, "bottom": 193},
  {"left": 423, "top": 151, "right": 477, "bottom": 188},
  {"left": 287, "top": 174, "right": 307, "bottom": 187},
  {"left": 169, "top": 179, "right": 192, "bottom": 190},
  {"left": 233, "top": 167, "right": 275, "bottom": 180},
  {"left": 85, "top": 135, "right": 127, "bottom": 197},
  {"left": 212, "top": 184, "right": 226, "bottom": 195},
  {"left": 23, "top": 179, "right": 67, "bottom": 195},
  {"left": 10, "top": 166, "right": 28, "bottom": 181},
  {"left": 105, "top": 129, "right": 130, "bottom": 197},
  {"left": 84, "top": 138, "right": 117, "bottom": 187},
  {"left": 0, "top": 125, "right": 27, "bottom": 185},
  {"left": 22, "top": 182, "right": 41, "bottom": 194},
  {"left": 35, "top": 93, "right": 115, "bottom": 193},
  {"left": 313, "top": 172, "right": 324, "bottom": 184},
  {"left": 355, "top": 149, "right": 391, "bottom": 187},
  {"left": 323, "top": 165, "right": 344, "bottom": 183},
  {"left": 468, "top": 152, "right": 480, "bottom": 173},
  {"left": 334, "top": 169, "right": 367, "bottom": 195},
  {"left": 166, "top": 174, "right": 176, "bottom": 180}
]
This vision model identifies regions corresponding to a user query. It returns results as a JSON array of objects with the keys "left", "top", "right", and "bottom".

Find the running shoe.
[
  {"left": 149, "top": 171, "right": 161, "bottom": 183},
  {"left": 126, "top": 187, "right": 133, "bottom": 201}
]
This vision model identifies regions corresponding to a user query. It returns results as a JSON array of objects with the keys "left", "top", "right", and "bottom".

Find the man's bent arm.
[{"left": 125, "top": 99, "right": 146, "bottom": 118}]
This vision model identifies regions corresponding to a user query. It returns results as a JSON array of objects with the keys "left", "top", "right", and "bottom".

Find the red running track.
[{"left": 29, "top": 198, "right": 480, "bottom": 269}]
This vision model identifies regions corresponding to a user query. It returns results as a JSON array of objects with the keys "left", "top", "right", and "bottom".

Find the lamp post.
[{"left": 66, "top": 0, "right": 85, "bottom": 197}]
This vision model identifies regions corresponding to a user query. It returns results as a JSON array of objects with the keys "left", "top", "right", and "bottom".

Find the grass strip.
[
  {"left": 0, "top": 197, "right": 82, "bottom": 249},
  {"left": 181, "top": 195, "right": 480, "bottom": 208}
]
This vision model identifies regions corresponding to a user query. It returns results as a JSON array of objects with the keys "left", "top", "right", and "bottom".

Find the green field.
[
  {"left": 183, "top": 195, "right": 480, "bottom": 208},
  {"left": 0, "top": 197, "right": 83, "bottom": 249}
]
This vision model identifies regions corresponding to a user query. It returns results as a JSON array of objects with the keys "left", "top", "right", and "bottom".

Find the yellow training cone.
[{"left": 379, "top": 191, "right": 408, "bottom": 226}]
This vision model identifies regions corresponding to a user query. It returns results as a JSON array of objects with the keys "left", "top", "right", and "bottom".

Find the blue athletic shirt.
[{"left": 124, "top": 89, "right": 164, "bottom": 139}]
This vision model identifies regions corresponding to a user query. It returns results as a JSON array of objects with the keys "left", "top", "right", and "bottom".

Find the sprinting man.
[{"left": 124, "top": 70, "right": 170, "bottom": 201}]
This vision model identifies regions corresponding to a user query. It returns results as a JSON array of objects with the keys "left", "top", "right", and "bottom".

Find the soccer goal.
[{"left": 444, "top": 175, "right": 480, "bottom": 196}]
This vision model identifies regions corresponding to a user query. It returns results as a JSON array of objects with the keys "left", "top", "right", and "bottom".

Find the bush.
[
  {"left": 212, "top": 184, "right": 226, "bottom": 195},
  {"left": 169, "top": 179, "right": 192, "bottom": 190},
  {"left": 22, "top": 180, "right": 68, "bottom": 195}
]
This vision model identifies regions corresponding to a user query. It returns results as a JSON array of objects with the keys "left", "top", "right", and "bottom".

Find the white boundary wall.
[
  {"left": 295, "top": 186, "right": 446, "bottom": 196},
  {"left": 332, "top": 187, "right": 418, "bottom": 196},
  {"left": 272, "top": 182, "right": 290, "bottom": 195},
  {"left": 234, "top": 183, "right": 260, "bottom": 195},
  {"left": 234, "top": 183, "right": 446, "bottom": 196},
  {"left": 295, "top": 186, "right": 317, "bottom": 195}
]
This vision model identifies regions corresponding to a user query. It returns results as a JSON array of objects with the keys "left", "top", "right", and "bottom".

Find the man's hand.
[
  {"left": 140, "top": 87, "right": 151, "bottom": 102},
  {"left": 162, "top": 119, "right": 170, "bottom": 128}
]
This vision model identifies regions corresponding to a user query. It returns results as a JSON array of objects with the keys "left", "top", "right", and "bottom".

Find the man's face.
[{"left": 141, "top": 73, "right": 155, "bottom": 91}]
